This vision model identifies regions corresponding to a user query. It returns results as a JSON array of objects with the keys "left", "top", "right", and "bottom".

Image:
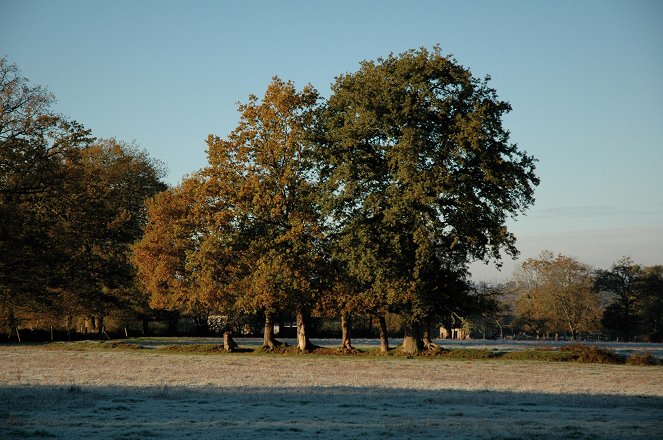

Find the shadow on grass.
[{"left": 1, "top": 384, "right": 661, "bottom": 439}]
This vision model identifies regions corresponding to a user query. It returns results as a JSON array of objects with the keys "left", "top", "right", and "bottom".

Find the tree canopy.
[{"left": 596, "top": 258, "right": 663, "bottom": 342}]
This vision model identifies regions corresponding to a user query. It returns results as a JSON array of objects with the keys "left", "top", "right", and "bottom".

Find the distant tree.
[
  {"left": 638, "top": 266, "right": 663, "bottom": 342},
  {"left": 596, "top": 259, "right": 663, "bottom": 342},
  {"left": 594, "top": 257, "right": 642, "bottom": 341},
  {"left": 512, "top": 252, "right": 602, "bottom": 340},
  {"left": 319, "top": 46, "right": 539, "bottom": 353},
  {"left": 462, "top": 282, "right": 509, "bottom": 339},
  {"left": 512, "top": 273, "right": 551, "bottom": 338}
]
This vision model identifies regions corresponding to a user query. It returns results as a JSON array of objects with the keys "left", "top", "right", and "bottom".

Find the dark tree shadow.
[{"left": 1, "top": 385, "right": 661, "bottom": 439}]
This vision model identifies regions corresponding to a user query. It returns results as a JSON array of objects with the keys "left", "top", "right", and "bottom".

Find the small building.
[{"left": 440, "top": 326, "right": 469, "bottom": 340}]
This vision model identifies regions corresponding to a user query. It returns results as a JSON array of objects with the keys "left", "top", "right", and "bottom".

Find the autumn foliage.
[{"left": 133, "top": 48, "right": 540, "bottom": 353}]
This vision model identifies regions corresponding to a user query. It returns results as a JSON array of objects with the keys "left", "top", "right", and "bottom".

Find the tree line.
[
  {"left": 3, "top": 49, "right": 658, "bottom": 351},
  {"left": 502, "top": 252, "right": 662, "bottom": 342}
]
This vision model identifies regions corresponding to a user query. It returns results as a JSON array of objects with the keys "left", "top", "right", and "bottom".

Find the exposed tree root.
[
  {"left": 261, "top": 339, "right": 288, "bottom": 352},
  {"left": 223, "top": 331, "right": 239, "bottom": 352}
]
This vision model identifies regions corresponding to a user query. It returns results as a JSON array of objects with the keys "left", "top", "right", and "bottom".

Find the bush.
[
  {"left": 106, "top": 341, "right": 144, "bottom": 350},
  {"left": 158, "top": 344, "right": 226, "bottom": 353},
  {"left": 501, "top": 350, "right": 571, "bottom": 362},
  {"left": 560, "top": 344, "right": 622, "bottom": 364},
  {"left": 438, "top": 349, "right": 497, "bottom": 360},
  {"left": 626, "top": 352, "right": 660, "bottom": 366}
]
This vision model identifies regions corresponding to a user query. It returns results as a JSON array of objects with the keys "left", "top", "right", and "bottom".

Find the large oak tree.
[
  {"left": 319, "top": 47, "right": 539, "bottom": 353},
  {"left": 1, "top": 57, "right": 93, "bottom": 336}
]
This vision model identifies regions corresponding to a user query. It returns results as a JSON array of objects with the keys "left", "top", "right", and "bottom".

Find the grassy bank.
[{"left": 41, "top": 339, "right": 663, "bottom": 366}]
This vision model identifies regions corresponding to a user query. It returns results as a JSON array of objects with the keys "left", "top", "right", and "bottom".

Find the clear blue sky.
[{"left": 2, "top": 0, "right": 662, "bottom": 281}]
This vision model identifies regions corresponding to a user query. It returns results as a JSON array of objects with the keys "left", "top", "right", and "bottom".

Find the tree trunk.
[
  {"left": 262, "top": 310, "right": 283, "bottom": 350},
  {"left": 422, "top": 322, "right": 440, "bottom": 350},
  {"left": 67, "top": 315, "right": 73, "bottom": 341},
  {"left": 377, "top": 315, "right": 389, "bottom": 354},
  {"left": 97, "top": 315, "right": 104, "bottom": 337},
  {"left": 166, "top": 313, "right": 178, "bottom": 335},
  {"left": 340, "top": 311, "right": 354, "bottom": 351},
  {"left": 142, "top": 316, "right": 149, "bottom": 336},
  {"left": 402, "top": 321, "right": 423, "bottom": 355},
  {"left": 223, "top": 331, "right": 238, "bottom": 352},
  {"left": 422, "top": 324, "right": 432, "bottom": 347},
  {"left": 8, "top": 309, "right": 19, "bottom": 342},
  {"left": 296, "top": 309, "right": 314, "bottom": 352},
  {"left": 624, "top": 299, "right": 631, "bottom": 342}
]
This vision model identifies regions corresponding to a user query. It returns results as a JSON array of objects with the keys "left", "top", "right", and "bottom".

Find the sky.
[{"left": 2, "top": 0, "right": 662, "bottom": 282}]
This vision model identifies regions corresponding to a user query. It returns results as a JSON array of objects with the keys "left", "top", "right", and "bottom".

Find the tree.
[
  {"left": 0, "top": 57, "right": 94, "bottom": 338},
  {"left": 458, "top": 282, "right": 508, "bottom": 339},
  {"left": 134, "top": 78, "right": 324, "bottom": 350},
  {"left": 638, "top": 266, "right": 663, "bottom": 342},
  {"left": 203, "top": 77, "right": 323, "bottom": 351},
  {"left": 511, "top": 270, "right": 550, "bottom": 338},
  {"left": 594, "top": 257, "right": 642, "bottom": 341},
  {"left": 319, "top": 46, "right": 538, "bottom": 353},
  {"left": 0, "top": 56, "right": 54, "bottom": 141},
  {"left": 52, "top": 139, "right": 167, "bottom": 333},
  {"left": 512, "top": 251, "right": 602, "bottom": 340},
  {"left": 1, "top": 58, "right": 166, "bottom": 339},
  {"left": 596, "top": 259, "right": 663, "bottom": 342},
  {"left": 133, "top": 174, "right": 225, "bottom": 331},
  {"left": 315, "top": 261, "right": 367, "bottom": 351}
]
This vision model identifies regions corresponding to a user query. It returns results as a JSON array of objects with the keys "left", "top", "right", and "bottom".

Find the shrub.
[
  {"left": 560, "top": 344, "right": 622, "bottom": 364},
  {"left": 626, "top": 352, "right": 660, "bottom": 366},
  {"left": 438, "top": 349, "right": 497, "bottom": 360},
  {"left": 501, "top": 350, "right": 571, "bottom": 362},
  {"left": 106, "top": 341, "right": 144, "bottom": 350},
  {"left": 158, "top": 344, "right": 226, "bottom": 353}
]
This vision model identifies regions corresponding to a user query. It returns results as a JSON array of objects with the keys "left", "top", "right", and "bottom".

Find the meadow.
[{"left": 1, "top": 342, "right": 662, "bottom": 439}]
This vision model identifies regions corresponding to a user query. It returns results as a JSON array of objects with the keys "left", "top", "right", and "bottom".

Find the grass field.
[{"left": 1, "top": 343, "right": 662, "bottom": 439}]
